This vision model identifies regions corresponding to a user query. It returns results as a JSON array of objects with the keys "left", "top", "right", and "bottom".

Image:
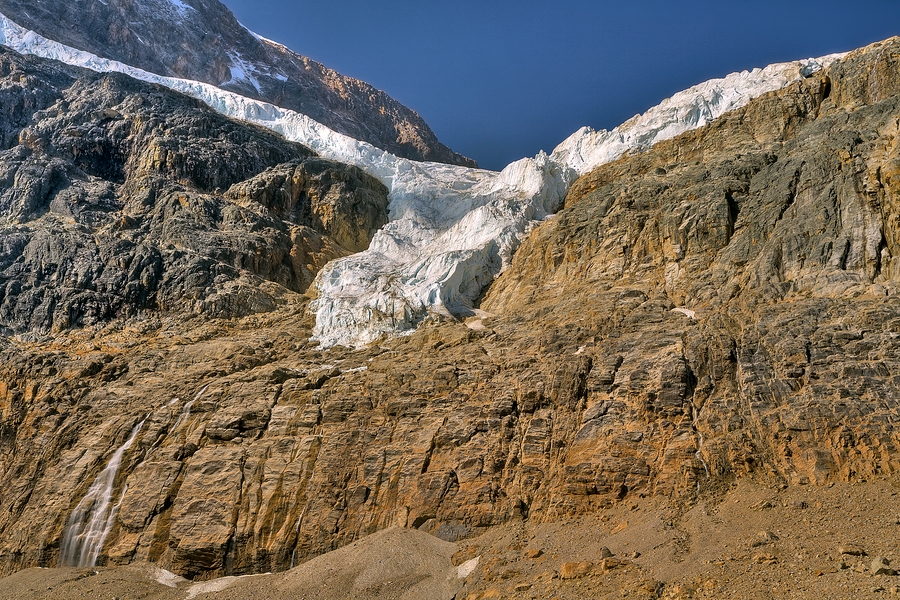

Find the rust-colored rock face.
[
  {"left": 3, "top": 38, "right": 900, "bottom": 584},
  {"left": 484, "top": 37, "right": 900, "bottom": 493}
]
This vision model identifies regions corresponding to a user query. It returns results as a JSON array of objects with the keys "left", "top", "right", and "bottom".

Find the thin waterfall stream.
[
  {"left": 171, "top": 384, "right": 208, "bottom": 434},
  {"left": 59, "top": 418, "right": 146, "bottom": 567},
  {"left": 692, "top": 403, "right": 710, "bottom": 497}
]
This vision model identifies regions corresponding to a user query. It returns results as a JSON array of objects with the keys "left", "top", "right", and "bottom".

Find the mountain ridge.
[
  {"left": 0, "top": 6, "right": 844, "bottom": 349},
  {"left": 0, "top": 0, "right": 476, "bottom": 167},
  {"left": 1, "top": 11, "right": 900, "bottom": 599}
]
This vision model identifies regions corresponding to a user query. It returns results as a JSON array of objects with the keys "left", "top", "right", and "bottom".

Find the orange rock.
[{"left": 559, "top": 561, "right": 594, "bottom": 579}]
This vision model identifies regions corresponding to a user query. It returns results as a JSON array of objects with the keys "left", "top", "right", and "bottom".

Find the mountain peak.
[{"left": 0, "top": 0, "right": 476, "bottom": 166}]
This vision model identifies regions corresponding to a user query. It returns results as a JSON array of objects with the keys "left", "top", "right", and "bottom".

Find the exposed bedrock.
[
  {"left": 0, "top": 48, "right": 388, "bottom": 335},
  {"left": 2, "top": 39, "right": 900, "bottom": 581}
]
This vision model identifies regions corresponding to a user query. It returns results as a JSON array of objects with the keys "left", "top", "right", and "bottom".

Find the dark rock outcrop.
[
  {"left": 0, "top": 0, "right": 476, "bottom": 167},
  {"left": 0, "top": 48, "right": 388, "bottom": 335}
]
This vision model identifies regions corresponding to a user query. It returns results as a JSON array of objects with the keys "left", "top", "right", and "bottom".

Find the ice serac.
[
  {"left": 0, "top": 10, "right": 843, "bottom": 347},
  {"left": 308, "top": 55, "right": 845, "bottom": 347}
]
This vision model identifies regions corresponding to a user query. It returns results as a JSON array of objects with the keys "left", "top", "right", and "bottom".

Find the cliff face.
[
  {"left": 483, "top": 37, "right": 900, "bottom": 491},
  {"left": 0, "top": 48, "right": 388, "bottom": 335},
  {"left": 2, "top": 38, "right": 900, "bottom": 583},
  {"left": 0, "top": 0, "right": 476, "bottom": 167}
]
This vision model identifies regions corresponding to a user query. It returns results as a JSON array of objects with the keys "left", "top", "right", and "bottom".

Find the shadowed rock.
[{"left": 0, "top": 48, "right": 388, "bottom": 335}]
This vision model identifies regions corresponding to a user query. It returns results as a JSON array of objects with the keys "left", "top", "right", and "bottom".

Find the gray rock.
[
  {"left": 872, "top": 557, "right": 898, "bottom": 576},
  {"left": 0, "top": 48, "right": 388, "bottom": 335}
]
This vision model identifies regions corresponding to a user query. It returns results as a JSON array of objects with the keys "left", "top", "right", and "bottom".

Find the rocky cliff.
[
  {"left": 0, "top": 47, "right": 388, "bottom": 335},
  {"left": 0, "top": 0, "right": 476, "bottom": 167},
  {"left": 1, "top": 37, "right": 900, "bottom": 589}
]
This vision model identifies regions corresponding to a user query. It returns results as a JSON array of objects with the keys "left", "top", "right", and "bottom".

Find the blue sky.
[{"left": 223, "top": 1, "right": 900, "bottom": 170}]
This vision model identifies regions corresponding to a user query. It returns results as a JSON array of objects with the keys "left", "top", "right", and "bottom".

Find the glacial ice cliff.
[{"left": 0, "top": 11, "right": 844, "bottom": 347}]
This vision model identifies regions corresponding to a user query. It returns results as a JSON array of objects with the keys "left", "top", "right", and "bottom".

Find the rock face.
[
  {"left": 2, "top": 37, "right": 900, "bottom": 584},
  {"left": 0, "top": 0, "right": 476, "bottom": 167},
  {"left": 0, "top": 48, "right": 388, "bottom": 335},
  {"left": 484, "top": 36, "right": 900, "bottom": 492}
]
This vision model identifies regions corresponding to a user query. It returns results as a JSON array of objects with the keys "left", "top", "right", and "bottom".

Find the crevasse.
[{"left": 0, "top": 12, "right": 845, "bottom": 347}]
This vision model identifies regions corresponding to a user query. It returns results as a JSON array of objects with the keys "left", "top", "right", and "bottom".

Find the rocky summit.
[
  {"left": 2, "top": 27, "right": 900, "bottom": 600},
  {"left": 0, "top": 0, "right": 476, "bottom": 167}
]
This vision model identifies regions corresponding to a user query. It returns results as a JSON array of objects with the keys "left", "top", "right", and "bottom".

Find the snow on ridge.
[
  {"left": 225, "top": 51, "right": 263, "bottom": 93},
  {"left": 0, "top": 10, "right": 845, "bottom": 347},
  {"left": 242, "top": 23, "right": 291, "bottom": 53},
  {"left": 166, "top": 0, "right": 196, "bottom": 13},
  {"left": 549, "top": 55, "right": 844, "bottom": 178}
]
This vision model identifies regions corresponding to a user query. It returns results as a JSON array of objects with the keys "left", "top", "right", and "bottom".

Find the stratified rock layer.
[
  {"left": 484, "top": 36, "right": 900, "bottom": 491},
  {"left": 0, "top": 0, "right": 476, "bottom": 167},
  {"left": 2, "top": 38, "right": 900, "bottom": 583}
]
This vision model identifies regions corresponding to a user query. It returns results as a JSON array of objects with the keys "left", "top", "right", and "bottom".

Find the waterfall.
[
  {"left": 691, "top": 404, "right": 710, "bottom": 482},
  {"left": 170, "top": 385, "right": 206, "bottom": 434},
  {"left": 289, "top": 511, "right": 304, "bottom": 570},
  {"left": 59, "top": 418, "right": 145, "bottom": 567},
  {"left": 192, "top": 384, "right": 209, "bottom": 402},
  {"left": 171, "top": 400, "right": 194, "bottom": 433}
]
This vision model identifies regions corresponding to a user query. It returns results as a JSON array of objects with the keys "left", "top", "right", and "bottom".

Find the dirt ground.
[
  {"left": 456, "top": 476, "right": 900, "bottom": 600},
  {"left": 2, "top": 476, "right": 900, "bottom": 599}
]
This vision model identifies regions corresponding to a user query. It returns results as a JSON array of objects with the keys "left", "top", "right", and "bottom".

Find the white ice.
[
  {"left": 225, "top": 50, "right": 263, "bottom": 93},
  {"left": 0, "top": 11, "right": 845, "bottom": 347},
  {"left": 166, "top": 0, "right": 195, "bottom": 13}
]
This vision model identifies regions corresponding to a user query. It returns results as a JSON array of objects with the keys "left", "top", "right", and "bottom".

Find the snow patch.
[
  {"left": 672, "top": 307, "right": 697, "bottom": 320},
  {"left": 0, "top": 10, "right": 845, "bottom": 348},
  {"left": 225, "top": 51, "right": 263, "bottom": 93},
  {"left": 166, "top": 0, "right": 195, "bottom": 13},
  {"left": 149, "top": 565, "right": 186, "bottom": 589},
  {"left": 457, "top": 557, "right": 480, "bottom": 579}
]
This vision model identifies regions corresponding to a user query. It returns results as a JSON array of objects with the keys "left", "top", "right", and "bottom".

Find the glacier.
[{"left": 0, "top": 11, "right": 844, "bottom": 347}]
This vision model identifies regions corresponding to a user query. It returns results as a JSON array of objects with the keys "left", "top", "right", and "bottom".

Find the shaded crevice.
[
  {"left": 775, "top": 167, "right": 803, "bottom": 226},
  {"left": 222, "top": 453, "right": 247, "bottom": 576},
  {"left": 420, "top": 431, "right": 438, "bottom": 475},
  {"left": 874, "top": 234, "right": 887, "bottom": 278},
  {"left": 838, "top": 238, "right": 851, "bottom": 270},
  {"left": 725, "top": 190, "right": 741, "bottom": 242},
  {"left": 822, "top": 76, "right": 832, "bottom": 101}
]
